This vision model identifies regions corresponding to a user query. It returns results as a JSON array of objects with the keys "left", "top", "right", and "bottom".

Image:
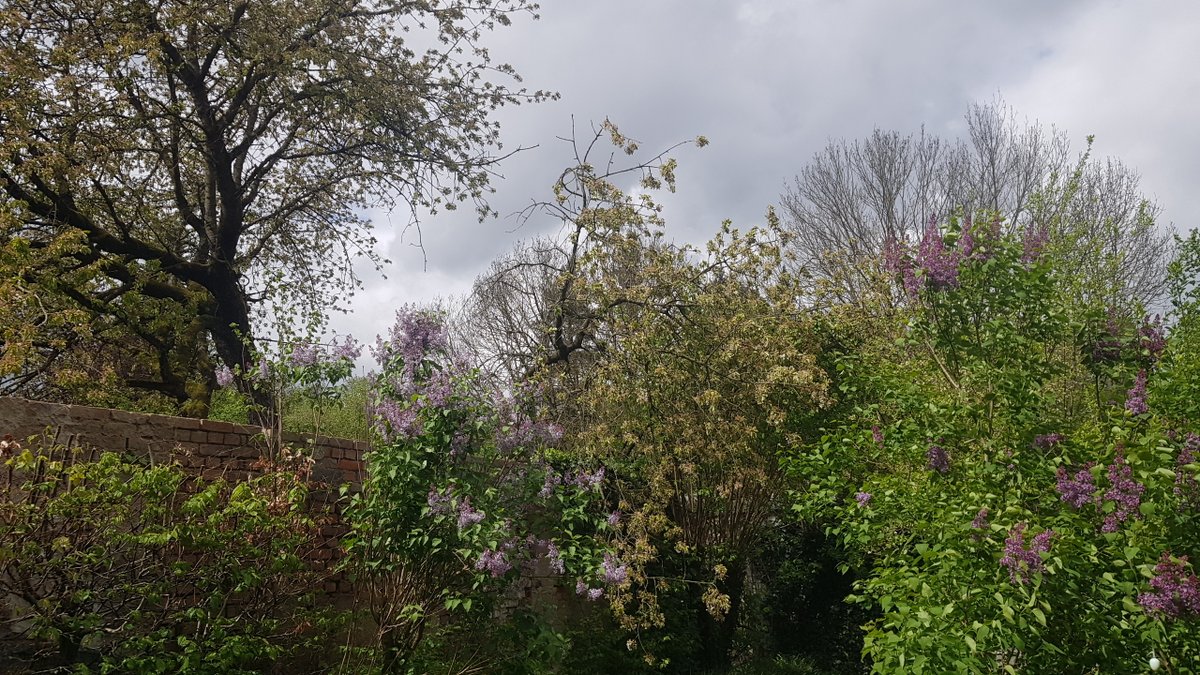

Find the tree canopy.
[{"left": 0, "top": 0, "right": 547, "bottom": 412}]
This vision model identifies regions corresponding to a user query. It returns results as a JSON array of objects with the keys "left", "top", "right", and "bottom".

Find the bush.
[{"left": 0, "top": 437, "right": 342, "bottom": 673}]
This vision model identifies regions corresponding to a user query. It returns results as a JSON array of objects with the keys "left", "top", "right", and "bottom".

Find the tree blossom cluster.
[
  {"left": 999, "top": 522, "right": 1054, "bottom": 585},
  {"left": 1138, "top": 553, "right": 1200, "bottom": 619},
  {"left": 1102, "top": 451, "right": 1145, "bottom": 533}
]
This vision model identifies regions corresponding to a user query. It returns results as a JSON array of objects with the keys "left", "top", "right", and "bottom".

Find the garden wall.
[{"left": 0, "top": 395, "right": 367, "bottom": 598}]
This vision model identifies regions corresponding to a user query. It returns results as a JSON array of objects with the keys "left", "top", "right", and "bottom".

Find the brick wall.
[
  {"left": 0, "top": 395, "right": 367, "bottom": 601},
  {"left": 0, "top": 396, "right": 366, "bottom": 485}
]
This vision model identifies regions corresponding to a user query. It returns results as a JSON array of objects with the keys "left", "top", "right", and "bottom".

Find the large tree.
[
  {"left": 781, "top": 99, "right": 1173, "bottom": 308},
  {"left": 0, "top": 0, "right": 546, "bottom": 413}
]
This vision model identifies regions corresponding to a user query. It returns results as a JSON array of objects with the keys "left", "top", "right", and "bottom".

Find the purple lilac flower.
[
  {"left": 427, "top": 486, "right": 454, "bottom": 516},
  {"left": 602, "top": 553, "right": 628, "bottom": 584},
  {"left": 871, "top": 425, "right": 884, "bottom": 446},
  {"left": 1125, "top": 369, "right": 1149, "bottom": 416},
  {"left": 370, "top": 398, "right": 421, "bottom": 440},
  {"left": 215, "top": 365, "right": 235, "bottom": 388},
  {"left": 571, "top": 467, "right": 606, "bottom": 490},
  {"left": 575, "top": 580, "right": 588, "bottom": 596},
  {"left": 539, "top": 469, "right": 562, "bottom": 499},
  {"left": 456, "top": 498, "right": 485, "bottom": 530},
  {"left": 587, "top": 588, "right": 604, "bottom": 601},
  {"left": 546, "top": 542, "right": 565, "bottom": 575},
  {"left": 1056, "top": 462, "right": 1098, "bottom": 509},
  {"left": 475, "top": 549, "right": 512, "bottom": 578},
  {"left": 926, "top": 444, "right": 951, "bottom": 474},
  {"left": 855, "top": 491, "right": 872, "bottom": 508},
  {"left": 1175, "top": 434, "right": 1200, "bottom": 508},
  {"left": 916, "top": 221, "right": 961, "bottom": 290},
  {"left": 1092, "top": 310, "right": 1124, "bottom": 363},
  {"left": 1021, "top": 225, "right": 1049, "bottom": 264},
  {"left": 1137, "top": 315, "right": 1166, "bottom": 361},
  {"left": 883, "top": 237, "right": 921, "bottom": 300},
  {"left": 607, "top": 511, "right": 622, "bottom": 527},
  {"left": 333, "top": 335, "right": 362, "bottom": 361},
  {"left": 971, "top": 508, "right": 989, "bottom": 530},
  {"left": 1101, "top": 450, "right": 1145, "bottom": 533},
  {"left": 999, "top": 522, "right": 1054, "bottom": 585},
  {"left": 959, "top": 218, "right": 976, "bottom": 259},
  {"left": 1138, "top": 553, "right": 1200, "bottom": 619},
  {"left": 290, "top": 342, "right": 322, "bottom": 367},
  {"left": 1032, "top": 433, "right": 1064, "bottom": 450}
]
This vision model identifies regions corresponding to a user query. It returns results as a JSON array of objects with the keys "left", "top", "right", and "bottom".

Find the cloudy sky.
[{"left": 336, "top": 0, "right": 1200, "bottom": 348}]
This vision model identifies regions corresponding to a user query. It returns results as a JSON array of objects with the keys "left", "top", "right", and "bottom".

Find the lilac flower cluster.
[
  {"left": 1032, "top": 433, "right": 1064, "bottom": 450},
  {"left": 1101, "top": 451, "right": 1145, "bottom": 533},
  {"left": 216, "top": 365, "right": 235, "bottom": 388},
  {"left": 456, "top": 498, "right": 485, "bottom": 530},
  {"left": 1089, "top": 308, "right": 1128, "bottom": 365},
  {"left": 1137, "top": 553, "right": 1200, "bottom": 619},
  {"left": 1137, "top": 315, "right": 1167, "bottom": 361},
  {"left": 427, "top": 486, "right": 454, "bottom": 516},
  {"left": 476, "top": 549, "right": 512, "bottom": 578},
  {"left": 926, "top": 444, "right": 951, "bottom": 474},
  {"left": 607, "top": 511, "right": 622, "bottom": 527},
  {"left": 602, "top": 553, "right": 628, "bottom": 584},
  {"left": 970, "top": 508, "right": 989, "bottom": 530},
  {"left": 576, "top": 580, "right": 604, "bottom": 601},
  {"left": 569, "top": 467, "right": 606, "bottom": 491},
  {"left": 1021, "top": 225, "right": 1049, "bottom": 264},
  {"left": 545, "top": 541, "right": 565, "bottom": 574},
  {"left": 883, "top": 237, "right": 921, "bottom": 300},
  {"left": 496, "top": 418, "right": 564, "bottom": 454},
  {"left": 1175, "top": 434, "right": 1200, "bottom": 509},
  {"left": 855, "top": 491, "right": 872, "bottom": 508},
  {"left": 999, "top": 522, "right": 1054, "bottom": 585},
  {"left": 332, "top": 335, "right": 362, "bottom": 361},
  {"left": 289, "top": 342, "right": 322, "bottom": 367},
  {"left": 368, "top": 309, "right": 467, "bottom": 442},
  {"left": 916, "top": 221, "right": 962, "bottom": 290},
  {"left": 539, "top": 469, "right": 562, "bottom": 498},
  {"left": 871, "top": 425, "right": 884, "bottom": 446},
  {"left": 1055, "top": 462, "right": 1098, "bottom": 509},
  {"left": 1125, "top": 369, "right": 1149, "bottom": 416}
]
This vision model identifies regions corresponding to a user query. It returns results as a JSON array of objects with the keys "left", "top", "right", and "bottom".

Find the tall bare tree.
[{"left": 781, "top": 98, "right": 1172, "bottom": 307}]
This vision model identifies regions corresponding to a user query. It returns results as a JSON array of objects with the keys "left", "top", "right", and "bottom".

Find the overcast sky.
[{"left": 335, "top": 0, "right": 1200, "bottom": 350}]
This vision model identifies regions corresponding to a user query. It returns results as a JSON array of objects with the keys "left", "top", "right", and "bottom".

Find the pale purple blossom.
[
  {"left": 607, "top": 511, "right": 622, "bottom": 527},
  {"left": 1000, "top": 522, "right": 1054, "bottom": 585},
  {"left": 855, "top": 491, "right": 872, "bottom": 508},
  {"left": 539, "top": 469, "right": 562, "bottom": 499},
  {"left": 871, "top": 425, "right": 884, "bottom": 446},
  {"left": 333, "top": 335, "right": 362, "bottom": 361},
  {"left": 1138, "top": 553, "right": 1200, "bottom": 619},
  {"left": 571, "top": 467, "right": 606, "bottom": 490},
  {"left": 1125, "top": 369, "right": 1149, "bottom": 416},
  {"left": 290, "top": 342, "right": 322, "bottom": 367},
  {"left": 215, "top": 365, "right": 235, "bottom": 388},
  {"left": 546, "top": 542, "right": 565, "bottom": 574},
  {"left": 476, "top": 549, "right": 511, "bottom": 578},
  {"left": 1137, "top": 315, "right": 1166, "bottom": 361},
  {"left": 575, "top": 580, "right": 588, "bottom": 596},
  {"left": 427, "top": 486, "right": 454, "bottom": 516},
  {"left": 602, "top": 553, "right": 628, "bottom": 584},
  {"left": 587, "top": 588, "right": 604, "bottom": 601},
  {"left": 456, "top": 498, "right": 485, "bottom": 530}
]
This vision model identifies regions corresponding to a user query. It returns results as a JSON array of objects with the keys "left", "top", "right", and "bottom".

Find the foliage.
[
  {"left": 0, "top": 437, "right": 339, "bottom": 673},
  {"left": 341, "top": 307, "right": 611, "bottom": 672},
  {"left": 791, "top": 218, "right": 1200, "bottom": 673},
  {"left": 0, "top": 0, "right": 547, "bottom": 410}
]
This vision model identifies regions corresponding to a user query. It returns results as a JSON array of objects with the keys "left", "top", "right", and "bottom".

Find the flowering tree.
[
  {"left": 792, "top": 217, "right": 1200, "bottom": 671},
  {"left": 341, "top": 307, "right": 612, "bottom": 671}
]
